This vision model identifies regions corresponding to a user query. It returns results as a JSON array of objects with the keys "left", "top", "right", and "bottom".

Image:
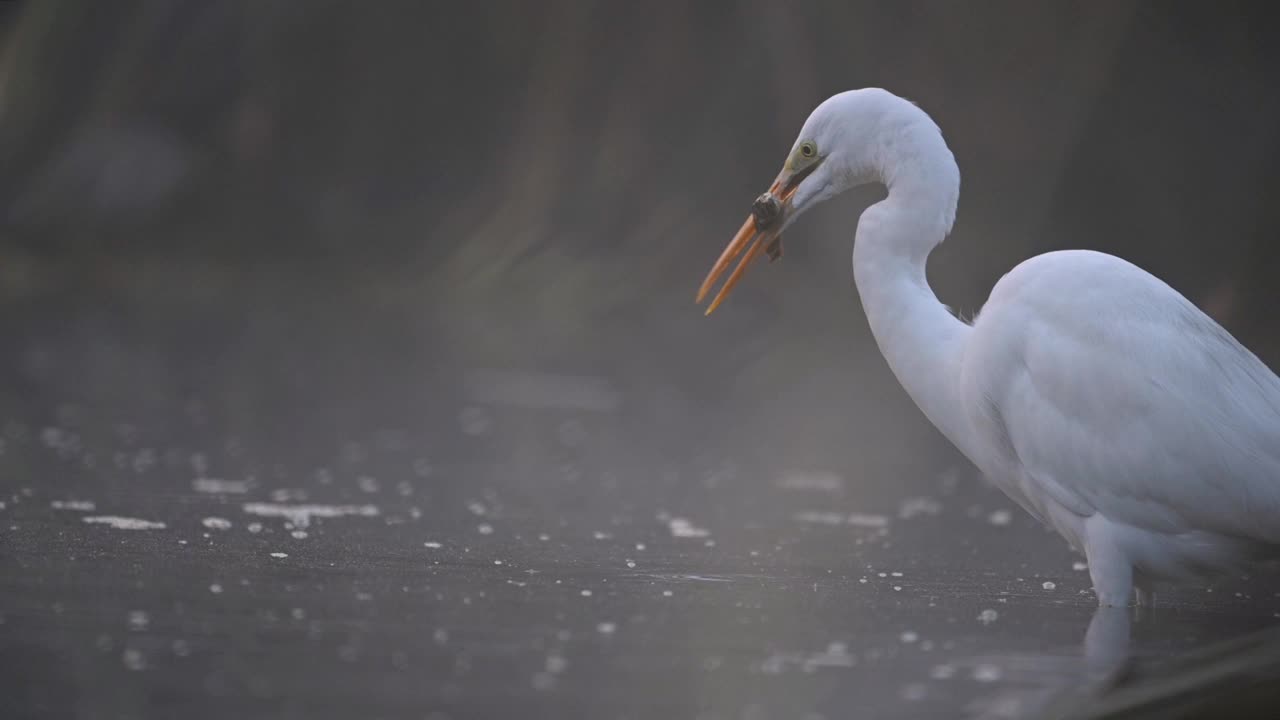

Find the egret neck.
[{"left": 850, "top": 132, "right": 976, "bottom": 465}]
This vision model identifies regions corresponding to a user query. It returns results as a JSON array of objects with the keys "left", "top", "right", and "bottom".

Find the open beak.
[{"left": 696, "top": 163, "right": 811, "bottom": 315}]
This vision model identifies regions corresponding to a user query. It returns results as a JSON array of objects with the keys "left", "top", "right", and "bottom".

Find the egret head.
[{"left": 696, "top": 88, "right": 957, "bottom": 314}]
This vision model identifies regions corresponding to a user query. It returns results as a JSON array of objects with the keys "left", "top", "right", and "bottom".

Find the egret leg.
[{"left": 1084, "top": 518, "right": 1133, "bottom": 607}]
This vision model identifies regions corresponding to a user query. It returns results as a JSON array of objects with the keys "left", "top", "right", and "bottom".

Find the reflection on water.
[{"left": 1036, "top": 610, "right": 1280, "bottom": 720}]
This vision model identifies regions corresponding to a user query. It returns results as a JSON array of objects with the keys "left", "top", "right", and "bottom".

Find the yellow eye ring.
[{"left": 799, "top": 141, "right": 817, "bottom": 159}]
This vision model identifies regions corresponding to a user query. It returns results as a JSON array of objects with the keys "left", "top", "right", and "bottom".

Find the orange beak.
[{"left": 697, "top": 167, "right": 809, "bottom": 315}]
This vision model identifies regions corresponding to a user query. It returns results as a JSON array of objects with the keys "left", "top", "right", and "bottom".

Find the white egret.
[{"left": 698, "top": 88, "right": 1280, "bottom": 607}]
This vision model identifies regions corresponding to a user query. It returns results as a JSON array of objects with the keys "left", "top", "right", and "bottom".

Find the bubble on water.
[
  {"left": 477, "top": 524, "right": 494, "bottom": 535},
  {"left": 987, "top": 509, "right": 1013, "bottom": 526},
  {"left": 930, "top": 664, "right": 956, "bottom": 680},
  {"left": 1042, "top": 581, "right": 1057, "bottom": 590},
  {"left": 122, "top": 647, "right": 147, "bottom": 671},
  {"left": 202, "top": 517, "right": 232, "bottom": 531},
  {"left": 1072, "top": 561, "right": 1088, "bottom": 571},
  {"left": 977, "top": 609, "right": 998, "bottom": 625},
  {"left": 899, "top": 631, "right": 918, "bottom": 644},
  {"left": 596, "top": 622, "right": 617, "bottom": 635},
  {"left": 459, "top": 406, "right": 492, "bottom": 436},
  {"left": 385, "top": 649, "right": 409, "bottom": 671},
  {"left": 270, "top": 552, "right": 288, "bottom": 559},
  {"left": 900, "top": 683, "right": 928, "bottom": 701},
  {"left": 339, "top": 441, "right": 366, "bottom": 465},
  {"left": 668, "top": 517, "right": 710, "bottom": 538},
  {"left": 580, "top": 589, "right": 593, "bottom": 597},
  {"left": 42, "top": 427, "right": 64, "bottom": 448},
  {"left": 532, "top": 672, "right": 557, "bottom": 691},
  {"left": 133, "top": 448, "right": 157, "bottom": 474},
  {"left": 972, "top": 664, "right": 1003, "bottom": 682},
  {"left": 557, "top": 419, "right": 587, "bottom": 447},
  {"left": 544, "top": 654, "right": 568, "bottom": 674},
  {"left": 424, "top": 541, "right": 443, "bottom": 549},
  {"left": 270, "top": 488, "right": 308, "bottom": 503},
  {"left": 209, "top": 583, "right": 224, "bottom": 594},
  {"left": 625, "top": 559, "right": 636, "bottom": 569},
  {"left": 127, "top": 611, "right": 149, "bottom": 631}
]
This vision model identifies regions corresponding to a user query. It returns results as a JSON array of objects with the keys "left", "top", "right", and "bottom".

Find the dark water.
[{"left": 1, "top": 292, "right": 1278, "bottom": 720}]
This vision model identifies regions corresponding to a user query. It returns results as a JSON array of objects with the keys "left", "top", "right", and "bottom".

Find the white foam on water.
[
  {"left": 898, "top": 496, "right": 943, "bottom": 519},
  {"left": 241, "top": 502, "right": 379, "bottom": 529},
  {"left": 794, "top": 511, "right": 890, "bottom": 528},
  {"left": 668, "top": 517, "right": 710, "bottom": 538},
  {"left": 794, "top": 511, "right": 844, "bottom": 525},
  {"left": 191, "top": 478, "right": 250, "bottom": 494},
  {"left": 848, "top": 513, "right": 890, "bottom": 528},
  {"left": 51, "top": 500, "right": 97, "bottom": 511},
  {"left": 760, "top": 642, "right": 855, "bottom": 675},
  {"left": 83, "top": 516, "right": 166, "bottom": 530},
  {"left": 776, "top": 470, "right": 844, "bottom": 492}
]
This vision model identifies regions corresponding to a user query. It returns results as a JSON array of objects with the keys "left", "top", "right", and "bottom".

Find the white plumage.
[{"left": 698, "top": 88, "right": 1280, "bottom": 607}]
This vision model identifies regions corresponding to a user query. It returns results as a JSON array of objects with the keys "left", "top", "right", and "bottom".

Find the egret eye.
[{"left": 799, "top": 141, "right": 817, "bottom": 159}]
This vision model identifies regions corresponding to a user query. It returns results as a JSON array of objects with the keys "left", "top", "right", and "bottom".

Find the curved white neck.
[{"left": 851, "top": 168, "right": 977, "bottom": 465}]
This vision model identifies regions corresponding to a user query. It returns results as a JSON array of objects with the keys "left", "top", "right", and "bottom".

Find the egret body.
[{"left": 698, "top": 88, "right": 1280, "bottom": 607}]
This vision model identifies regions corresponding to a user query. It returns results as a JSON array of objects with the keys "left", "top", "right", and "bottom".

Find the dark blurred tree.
[{"left": 0, "top": 0, "right": 1275, "bottom": 362}]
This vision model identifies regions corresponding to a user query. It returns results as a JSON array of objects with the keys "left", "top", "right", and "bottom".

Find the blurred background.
[
  {"left": 1, "top": 2, "right": 1279, "bottom": 718},
  {"left": 1, "top": 0, "right": 1276, "bottom": 476}
]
